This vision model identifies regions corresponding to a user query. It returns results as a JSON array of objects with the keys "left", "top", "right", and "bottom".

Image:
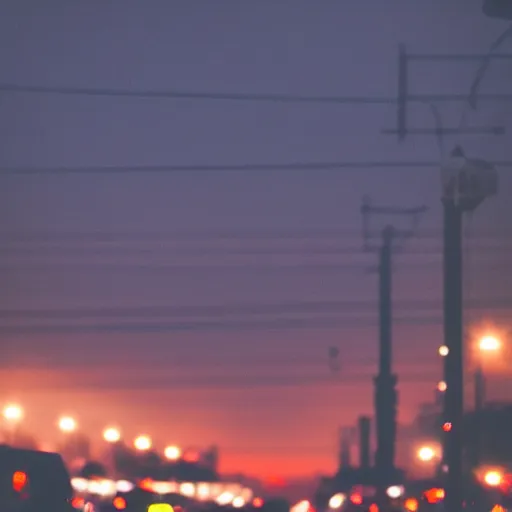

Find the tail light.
[
  {"left": 113, "top": 496, "right": 127, "bottom": 510},
  {"left": 12, "top": 471, "right": 28, "bottom": 492},
  {"left": 139, "top": 478, "right": 154, "bottom": 492},
  {"left": 71, "top": 496, "right": 85, "bottom": 509},
  {"left": 404, "top": 498, "right": 418, "bottom": 512},
  {"left": 424, "top": 488, "right": 444, "bottom": 504},
  {"left": 350, "top": 493, "right": 363, "bottom": 505}
]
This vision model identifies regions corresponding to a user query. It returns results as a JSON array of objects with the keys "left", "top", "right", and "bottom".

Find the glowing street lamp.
[
  {"left": 103, "top": 427, "right": 121, "bottom": 443},
  {"left": 484, "top": 470, "right": 503, "bottom": 487},
  {"left": 417, "top": 445, "right": 437, "bottom": 463},
  {"left": 134, "top": 435, "right": 152, "bottom": 451},
  {"left": 478, "top": 335, "right": 501, "bottom": 353},
  {"left": 475, "top": 333, "right": 503, "bottom": 413},
  {"left": 2, "top": 404, "right": 23, "bottom": 423},
  {"left": 164, "top": 445, "right": 181, "bottom": 460},
  {"left": 438, "top": 345, "right": 449, "bottom": 357},
  {"left": 58, "top": 416, "right": 77, "bottom": 433},
  {"left": 437, "top": 380, "right": 447, "bottom": 392}
]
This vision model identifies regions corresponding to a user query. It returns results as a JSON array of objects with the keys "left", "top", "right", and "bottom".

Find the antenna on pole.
[{"left": 397, "top": 44, "right": 408, "bottom": 141}]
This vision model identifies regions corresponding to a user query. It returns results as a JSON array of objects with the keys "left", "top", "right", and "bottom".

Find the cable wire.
[
  {"left": 0, "top": 297, "right": 509, "bottom": 320},
  {"left": 1, "top": 83, "right": 512, "bottom": 104},
  {"left": 2, "top": 160, "right": 512, "bottom": 175},
  {"left": 0, "top": 227, "right": 509, "bottom": 241},
  {"left": 1, "top": 311, "right": 511, "bottom": 336}
]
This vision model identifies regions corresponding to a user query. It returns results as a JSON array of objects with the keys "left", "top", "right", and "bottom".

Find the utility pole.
[
  {"left": 441, "top": 147, "right": 498, "bottom": 512},
  {"left": 442, "top": 193, "right": 464, "bottom": 512},
  {"left": 386, "top": 45, "right": 502, "bottom": 510},
  {"left": 474, "top": 366, "right": 485, "bottom": 413},
  {"left": 361, "top": 199, "right": 427, "bottom": 488},
  {"left": 374, "top": 226, "right": 396, "bottom": 478}
]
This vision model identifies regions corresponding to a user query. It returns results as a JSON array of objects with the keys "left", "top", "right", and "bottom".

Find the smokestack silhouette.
[
  {"left": 358, "top": 416, "right": 371, "bottom": 469},
  {"left": 339, "top": 427, "right": 352, "bottom": 468}
]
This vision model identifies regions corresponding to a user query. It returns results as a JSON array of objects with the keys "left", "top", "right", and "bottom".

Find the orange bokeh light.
[
  {"left": 469, "top": 322, "right": 508, "bottom": 369},
  {"left": 12, "top": 471, "right": 27, "bottom": 492}
]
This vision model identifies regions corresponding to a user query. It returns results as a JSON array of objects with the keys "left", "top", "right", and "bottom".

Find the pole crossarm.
[{"left": 392, "top": 44, "right": 512, "bottom": 140}]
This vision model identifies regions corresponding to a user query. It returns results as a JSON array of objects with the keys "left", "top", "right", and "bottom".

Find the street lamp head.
[
  {"left": 103, "top": 427, "right": 121, "bottom": 443},
  {"left": 134, "top": 435, "right": 152, "bottom": 451},
  {"left": 164, "top": 445, "right": 182, "bottom": 460},
  {"left": 3, "top": 404, "right": 23, "bottom": 422},
  {"left": 479, "top": 335, "right": 501, "bottom": 352},
  {"left": 484, "top": 470, "right": 503, "bottom": 487},
  {"left": 58, "top": 416, "right": 77, "bottom": 433},
  {"left": 441, "top": 150, "right": 498, "bottom": 211},
  {"left": 417, "top": 446, "right": 436, "bottom": 462},
  {"left": 438, "top": 345, "right": 449, "bottom": 357}
]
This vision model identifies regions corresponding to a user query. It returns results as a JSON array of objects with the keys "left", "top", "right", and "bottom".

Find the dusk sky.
[{"left": 0, "top": 1, "right": 512, "bottom": 478}]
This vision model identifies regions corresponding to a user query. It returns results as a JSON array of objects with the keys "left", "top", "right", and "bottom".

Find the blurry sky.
[{"left": 0, "top": 1, "right": 511, "bottom": 477}]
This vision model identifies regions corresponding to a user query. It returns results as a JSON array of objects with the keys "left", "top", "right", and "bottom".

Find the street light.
[
  {"left": 2, "top": 404, "right": 23, "bottom": 423},
  {"left": 417, "top": 446, "right": 437, "bottom": 463},
  {"left": 475, "top": 333, "right": 503, "bottom": 412},
  {"left": 164, "top": 445, "right": 181, "bottom": 460},
  {"left": 478, "top": 335, "right": 501, "bottom": 353},
  {"left": 437, "top": 380, "right": 447, "bottom": 392},
  {"left": 103, "top": 427, "right": 121, "bottom": 443},
  {"left": 58, "top": 416, "right": 77, "bottom": 433},
  {"left": 484, "top": 470, "right": 503, "bottom": 487},
  {"left": 438, "top": 345, "right": 449, "bottom": 357},
  {"left": 134, "top": 435, "right": 152, "bottom": 451}
]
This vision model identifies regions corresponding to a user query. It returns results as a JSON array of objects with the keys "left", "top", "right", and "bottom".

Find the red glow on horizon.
[
  {"left": 183, "top": 450, "right": 200, "bottom": 463},
  {"left": 265, "top": 475, "right": 287, "bottom": 487}
]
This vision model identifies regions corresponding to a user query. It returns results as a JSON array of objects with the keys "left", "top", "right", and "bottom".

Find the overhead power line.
[
  {"left": 2, "top": 261, "right": 511, "bottom": 275},
  {"left": 1, "top": 243, "right": 509, "bottom": 256},
  {"left": 1, "top": 311, "right": 511, "bottom": 336},
  {"left": 1, "top": 82, "right": 512, "bottom": 104},
  {"left": 0, "top": 296, "right": 510, "bottom": 321},
  {"left": 2, "top": 160, "right": 512, "bottom": 175},
  {"left": 0, "top": 227, "right": 510, "bottom": 242},
  {"left": 38, "top": 372, "right": 442, "bottom": 393}
]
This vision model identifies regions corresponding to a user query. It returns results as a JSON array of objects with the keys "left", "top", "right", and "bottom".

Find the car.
[{"left": 0, "top": 444, "right": 76, "bottom": 511}]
